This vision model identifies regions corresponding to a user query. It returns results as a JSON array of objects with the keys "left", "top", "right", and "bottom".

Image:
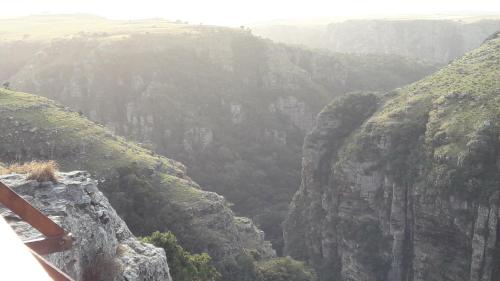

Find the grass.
[
  {"left": 363, "top": 34, "right": 499, "bottom": 152},
  {"left": 161, "top": 174, "right": 204, "bottom": 204},
  {"left": 0, "top": 89, "right": 168, "bottom": 170},
  {"left": 330, "top": 33, "right": 500, "bottom": 199},
  {"left": 0, "top": 164, "right": 7, "bottom": 175},
  {"left": 0, "top": 89, "right": 52, "bottom": 108},
  {"left": 0, "top": 160, "right": 59, "bottom": 182},
  {"left": 0, "top": 14, "right": 211, "bottom": 42},
  {"left": 0, "top": 87, "right": 200, "bottom": 204}
]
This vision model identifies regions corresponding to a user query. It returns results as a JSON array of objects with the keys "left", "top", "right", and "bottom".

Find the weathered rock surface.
[
  {"left": 284, "top": 33, "right": 500, "bottom": 281},
  {"left": 0, "top": 172, "right": 172, "bottom": 281}
]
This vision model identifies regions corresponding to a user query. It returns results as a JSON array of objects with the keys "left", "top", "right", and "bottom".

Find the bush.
[
  {"left": 142, "top": 231, "right": 221, "bottom": 281},
  {"left": 0, "top": 160, "right": 59, "bottom": 182}
]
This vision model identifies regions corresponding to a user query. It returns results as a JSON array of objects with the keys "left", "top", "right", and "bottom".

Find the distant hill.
[{"left": 252, "top": 17, "right": 500, "bottom": 63}]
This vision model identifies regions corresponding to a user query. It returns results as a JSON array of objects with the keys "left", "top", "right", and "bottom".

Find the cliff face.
[
  {"left": 253, "top": 18, "right": 500, "bottom": 63},
  {"left": 0, "top": 172, "right": 171, "bottom": 281},
  {"left": 0, "top": 15, "right": 436, "bottom": 253},
  {"left": 284, "top": 33, "right": 500, "bottom": 281},
  {"left": 0, "top": 89, "right": 275, "bottom": 281}
]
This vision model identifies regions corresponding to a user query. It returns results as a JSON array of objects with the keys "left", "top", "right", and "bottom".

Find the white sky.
[{"left": 1, "top": 0, "right": 500, "bottom": 26}]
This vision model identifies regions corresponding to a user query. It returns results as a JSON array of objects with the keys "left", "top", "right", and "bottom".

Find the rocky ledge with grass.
[
  {"left": 0, "top": 88, "right": 276, "bottom": 280},
  {"left": 0, "top": 171, "right": 172, "bottom": 281}
]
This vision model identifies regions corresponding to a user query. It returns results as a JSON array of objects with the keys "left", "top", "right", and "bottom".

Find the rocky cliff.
[
  {"left": 0, "top": 171, "right": 171, "bottom": 281},
  {"left": 0, "top": 89, "right": 275, "bottom": 280},
  {"left": 0, "top": 15, "right": 436, "bottom": 253},
  {"left": 284, "top": 33, "right": 500, "bottom": 281},
  {"left": 253, "top": 18, "right": 500, "bottom": 63}
]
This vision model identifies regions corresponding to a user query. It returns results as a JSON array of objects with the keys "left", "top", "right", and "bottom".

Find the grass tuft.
[
  {"left": 0, "top": 164, "right": 8, "bottom": 175},
  {"left": 0, "top": 161, "right": 59, "bottom": 182}
]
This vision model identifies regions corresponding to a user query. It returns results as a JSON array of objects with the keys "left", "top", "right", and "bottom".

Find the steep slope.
[
  {"left": 0, "top": 89, "right": 275, "bottom": 280},
  {"left": 0, "top": 172, "right": 171, "bottom": 281},
  {"left": 284, "top": 33, "right": 500, "bottom": 281},
  {"left": 252, "top": 18, "right": 500, "bottom": 63},
  {"left": 0, "top": 15, "right": 436, "bottom": 252}
]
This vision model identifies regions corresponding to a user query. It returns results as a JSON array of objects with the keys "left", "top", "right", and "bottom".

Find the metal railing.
[{"left": 0, "top": 181, "right": 75, "bottom": 281}]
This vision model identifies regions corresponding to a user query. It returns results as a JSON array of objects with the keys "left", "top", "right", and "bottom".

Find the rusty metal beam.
[
  {"left": 30, "top": 248, "right": 74, "bottom": 281},
  {"left": 0, "top": 180, "right": 75, "bottom": 281},
  {"left": 0, "top": 181, "right": 64, "bottom": 237}
]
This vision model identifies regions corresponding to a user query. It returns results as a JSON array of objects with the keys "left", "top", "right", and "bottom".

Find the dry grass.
[
  {"left": 0, "top": 165, "right": 8, "bottom": 175},
  {"left": 0, "top": 161, "right": 59, "bottom": 182}
]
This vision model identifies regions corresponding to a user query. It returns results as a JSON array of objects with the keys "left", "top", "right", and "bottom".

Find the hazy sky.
[{"left": 2, "top": 0, "right": 500, "bottom": 26}]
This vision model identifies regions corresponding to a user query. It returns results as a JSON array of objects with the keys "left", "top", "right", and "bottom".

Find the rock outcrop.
[
  {"left": 284, "top": 33, "right": 500, "bottom": 281},
  {"left": 0, "top": 172, "right": 172, "bottom": 281}
]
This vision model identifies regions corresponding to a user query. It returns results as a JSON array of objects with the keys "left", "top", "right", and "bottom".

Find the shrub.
[
  {"left": 1, "top": 161, "right": 59, "bottom": 182},
  {"left": 142, "top": 231, "right": 221, "bottom": 281}
]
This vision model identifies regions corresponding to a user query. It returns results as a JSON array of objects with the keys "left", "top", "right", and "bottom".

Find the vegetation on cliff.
[
  {"left": 142, "top": 231, "right": 318, "bottom": 281},
  {"left": 0, "top": 88, "right": 275, "bottom": 280},
  {"left": 285, "top": 33, "right": 500, "bottom": 280},
  {"left": 142, "top": 231, "right": 221, "bottom": 281}
]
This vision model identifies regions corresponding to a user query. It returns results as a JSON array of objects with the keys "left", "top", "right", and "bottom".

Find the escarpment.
[
  {"left": 0, "top": 172, "right": 171, "bottom": 281},
  {"left": 284, "top": 33, "right": 500, "bottom": 281},
  {"left": 0, "top": 89, "right": 275, "bottom": 281}
]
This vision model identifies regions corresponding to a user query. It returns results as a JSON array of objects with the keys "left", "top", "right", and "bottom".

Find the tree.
[{"left": 2, "top": 82, "right": 10, "bottom": 89}]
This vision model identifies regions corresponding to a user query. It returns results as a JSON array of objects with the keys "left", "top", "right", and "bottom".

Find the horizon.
[{"left": 1, "top": 0, "right": 500, "bottom": 26}]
